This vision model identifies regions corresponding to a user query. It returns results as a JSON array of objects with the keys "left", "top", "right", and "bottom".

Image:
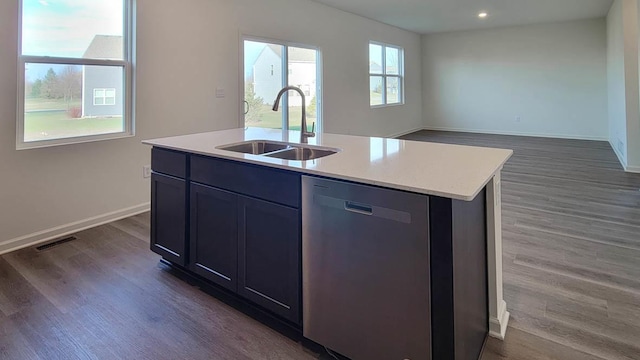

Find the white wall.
[
  {"left": 0, "top": 0, "right": 422, "bottom": 251},
  {"left": 235, "top": 0, "right": 423, "bottom": 137},
  {"left": 422, "top": 19, "right": 608, "bottom": 140},
  {"left": 608, "top": 0, "right": 629, "bottom": 162}
]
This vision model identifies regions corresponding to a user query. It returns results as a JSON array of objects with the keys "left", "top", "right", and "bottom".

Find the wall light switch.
[{"left": 215, "top": 88, "right": 225, "bottom": 98}]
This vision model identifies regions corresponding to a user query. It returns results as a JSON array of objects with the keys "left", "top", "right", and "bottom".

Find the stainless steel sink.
[
  {"left": 266, "top": 147, "right": 338, "bottom": 161},
  {"left": 217, "top": 140, "right": 339, "bottom": 161},
  {"left": 217, "top": 141, "right": 290, "bottom": 155}
]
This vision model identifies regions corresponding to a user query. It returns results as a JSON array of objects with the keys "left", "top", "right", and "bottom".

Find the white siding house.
[{"left": 252, "top": 45, "right": 316, "bottom": 106}]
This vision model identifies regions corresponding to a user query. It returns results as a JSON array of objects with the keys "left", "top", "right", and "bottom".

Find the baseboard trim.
[
  {"left": 613, "top": 143, "right": 640, "bottom": 173},
  {"left": 489, "top": 300, "right": 510, "bottom": 340},
  {"left": 610, "top": 140, "right": 627, "bottom": 166},
  {"left": 0, "top": 203, "right": 150, "bottom": 255},
  {"left": 626, "top": 165, "right": 640, "bottom": 173},
  {"left": 422, "top": 126, "right": 608, "bottom": 142},
  {"left": 387, "top": 127, "right": 426, "bottom": 139}
]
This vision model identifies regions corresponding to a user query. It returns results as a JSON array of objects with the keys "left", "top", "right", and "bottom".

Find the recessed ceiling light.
[{"left": 478, "top": 12, "right": 488, "bottom": 18}]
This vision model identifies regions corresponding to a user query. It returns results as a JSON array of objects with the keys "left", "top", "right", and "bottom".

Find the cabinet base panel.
[{"left": 158, "top": 259, "right": 302, "bottom": 341}]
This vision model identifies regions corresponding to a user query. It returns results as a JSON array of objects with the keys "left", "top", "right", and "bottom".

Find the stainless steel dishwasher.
[{"left": 302, "top": 176, "right": 431, "bottom": 360}]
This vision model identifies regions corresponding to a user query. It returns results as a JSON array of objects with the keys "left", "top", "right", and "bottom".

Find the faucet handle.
[{"left": 310, "top": 122, "right": 315, "bottom": 134}]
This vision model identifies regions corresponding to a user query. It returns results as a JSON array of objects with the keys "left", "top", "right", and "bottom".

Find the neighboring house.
[
  {"left": 252, "top": 45, "right": 316, "bottom": 106},
  {"left": 82, "top": 35, "right": 123, "bottom": 118}
]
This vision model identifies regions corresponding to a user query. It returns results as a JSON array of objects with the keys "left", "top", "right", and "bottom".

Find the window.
[
  {"left": 17, "top": 0, "right": 134, "bottom": 149},
  {"left": 94, "top": 88, "right": 116, "bottom": 106},
  {"left": 369, "top": 42, "right": 404, "bottom": 107},
  {"left": 243, "top": 38, "right": 322, "bottom": 132}
]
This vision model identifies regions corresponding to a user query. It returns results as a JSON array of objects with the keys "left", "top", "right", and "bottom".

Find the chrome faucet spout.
[{"left": 272, "top": 86, "right": 316, "bottom": 143}]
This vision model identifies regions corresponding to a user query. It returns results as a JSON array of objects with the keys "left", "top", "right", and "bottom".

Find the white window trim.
[
  {"left": 369, "top": 41, "right": 405, "bottom": 108},
  {"left": 94, "top": 88, "right": 117, "bottom": 106},
  {"left": 240, "top": 35, "right": 324, "bottom": 136},
  {"left": 16, "top": 0, "right": 135, "bottom": 150}
]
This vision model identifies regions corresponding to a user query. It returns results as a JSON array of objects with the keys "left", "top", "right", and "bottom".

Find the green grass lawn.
[
  {"left": 246, "top": 105, "right": 316, "bottom": 131},
  {"left": 23, "top": 97, "right": 123, "bottom": 142},
  {"left": 24, "top": 111, "right": 123, "bottom": 142},
  {"left": 25, "top": 97, "right": 81, "bottom": 111}
]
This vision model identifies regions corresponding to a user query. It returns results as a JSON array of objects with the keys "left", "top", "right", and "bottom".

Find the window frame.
[
  {"left": 240, "top": 35, "right": 323, "bottom": 135},
  {"left": 369, "top": 41, "right": 405, "bottom": 108},
  {"left": 16, "top": 0, "right": 135, "bottom": 150}
]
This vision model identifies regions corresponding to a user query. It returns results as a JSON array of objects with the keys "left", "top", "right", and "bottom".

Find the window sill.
[
  {"left": 16, "top": 131, "right": 135, "bottom": 150},
  {"left": 370, "top": 102, "right": 405, "bottom": 109}
]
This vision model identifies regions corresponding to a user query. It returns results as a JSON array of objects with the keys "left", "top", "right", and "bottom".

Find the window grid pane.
[
  {"left": 386, "top": 77, "right": 400, "bottom": 104},
  {"left": 21, "top": 0, "right": 125, "bottom": 60},
  {"left": 369, "top": 44, "right": 383, "bottom": 74},
  {"left": 370, "top": 76, "right": 384, "bottom": 106},
  {"left": 385, "top": 47, "right": 399, "bottom": 75}
]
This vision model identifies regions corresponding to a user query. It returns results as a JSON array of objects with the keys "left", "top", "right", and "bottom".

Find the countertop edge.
[{"left": 144, "top": 141, "right": 511, "bottom": 202}]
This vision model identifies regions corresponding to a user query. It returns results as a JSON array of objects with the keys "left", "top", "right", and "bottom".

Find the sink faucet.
[{"left": 272, "top": 86, "right": 316, "bottom": 144}]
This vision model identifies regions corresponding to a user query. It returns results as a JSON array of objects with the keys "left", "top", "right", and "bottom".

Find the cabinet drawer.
[
  {"left": 152, "top": 148, "right": 188, "bottom": 178},
  {"left": 191, "top": 155, "right": 300, "bottom": 208}
]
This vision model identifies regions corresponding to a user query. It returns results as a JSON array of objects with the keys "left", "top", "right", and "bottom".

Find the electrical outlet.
[
  {"left": 515, "top": 116, "right": 521, "bottom": 123},
  {"left": 143, "top": 165, "right": 151, "bottom": 178},
  {"left": 215, "top": 88, "right": 225, "bottom": 98}
]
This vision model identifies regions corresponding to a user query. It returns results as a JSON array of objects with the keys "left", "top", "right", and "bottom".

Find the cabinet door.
[
  {"left": 238, "top": 196, "right": 300, "bottom": 324},
  {"left": 151, "top": 173, "right": 187, "bottom": 266},
  {"left": 190, "top": 183, "right": 238, "bottom": 292}
]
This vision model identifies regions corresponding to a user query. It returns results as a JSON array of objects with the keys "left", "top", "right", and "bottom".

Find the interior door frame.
[{"left": 239, "top": 34, "right": 323, "bottom": 134}]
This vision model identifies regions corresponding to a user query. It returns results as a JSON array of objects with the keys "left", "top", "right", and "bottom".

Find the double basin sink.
[{"left": 217, "top": 140, "right": 340, "bottom": 161}]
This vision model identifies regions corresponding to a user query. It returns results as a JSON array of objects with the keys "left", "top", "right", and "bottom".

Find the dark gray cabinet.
[
  {"left": 238, "top": 196, "right": 300, "bottom": 324},
  {"left": 151, "top": 151, "right": 302, "bottom": 325},
  {"left": 189, "top": 183, "right": 238, "bottom": 292},
  {"left": 151, "top": 172, "right": 187, "bottom": 266}
]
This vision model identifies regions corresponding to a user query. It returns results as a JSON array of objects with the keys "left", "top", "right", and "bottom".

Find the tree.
[
  {"left": 31, "top": 79, "right": 42, "bottom": 97},
  {"left": 244, "top": 82, "right": 265, "bottom": 123},
  {"left": 58, "top": 65, "right": 82, "bottom": 107},
  {"left": 307, "top": 96, "right": 317, "bottom": 118},
  {"left": 41, "top": 68, "right": 59, "bottom": 99}
]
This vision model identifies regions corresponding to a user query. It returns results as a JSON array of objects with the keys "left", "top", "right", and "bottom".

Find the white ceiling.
[{"left": 309, "top": 0, "right": 614, "bottom": 34}]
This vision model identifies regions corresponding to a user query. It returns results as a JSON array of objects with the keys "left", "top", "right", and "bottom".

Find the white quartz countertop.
[{"left": 143, "top": 128, "right": 513, "bottom": 201}]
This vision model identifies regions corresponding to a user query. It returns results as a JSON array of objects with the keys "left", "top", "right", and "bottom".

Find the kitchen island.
[{"left": 143, "top": 128, "right": 513, "bottom": 360}]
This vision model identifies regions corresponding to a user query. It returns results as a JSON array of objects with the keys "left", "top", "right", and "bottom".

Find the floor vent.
[{"left": 36, "top": 236, "right": 77, "bottom": 251}]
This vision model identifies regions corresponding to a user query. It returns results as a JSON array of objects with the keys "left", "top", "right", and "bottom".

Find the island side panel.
[
  {"left": 430, "top": 190, "right": 489, "bottom": 360},
  {"left": 452, "top": 189, "right": 488, "bottom": 360},
  {"left": 429, "top": 196, "right": 456, "bottom": 359}
]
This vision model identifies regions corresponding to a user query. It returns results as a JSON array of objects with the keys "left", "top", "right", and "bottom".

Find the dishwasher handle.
[{"left": 344, "top": 201, "right": 373, "bottom": 216}]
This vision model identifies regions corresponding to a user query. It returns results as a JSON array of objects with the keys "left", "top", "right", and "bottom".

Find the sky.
[
  {"left": 22, "top": 0, "right": 123, "bottom": 82},
  {"left": 22, "top": 0, "right": 123, "bottom": 58}
]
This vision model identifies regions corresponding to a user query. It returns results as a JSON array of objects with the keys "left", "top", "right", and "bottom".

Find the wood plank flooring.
[
  {"left": 1, "top": 130, "right": 639, "bottom": 359},
  {"left": 402, "top": 131, "right": 640, "bottom": 360},
  {"left": 0, "top": 215, "right": 319, "bottom": 360}
]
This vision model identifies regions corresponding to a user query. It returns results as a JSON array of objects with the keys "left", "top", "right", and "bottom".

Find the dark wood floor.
[
  {"left": 402, "top": 131, "right": 640, "bottom": 360},
  {"left": 0, "top": 214, "right": 319, "bottom": 360},
  {"left": 1, "top": 130, "right": 639, "bottom": 359}
]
